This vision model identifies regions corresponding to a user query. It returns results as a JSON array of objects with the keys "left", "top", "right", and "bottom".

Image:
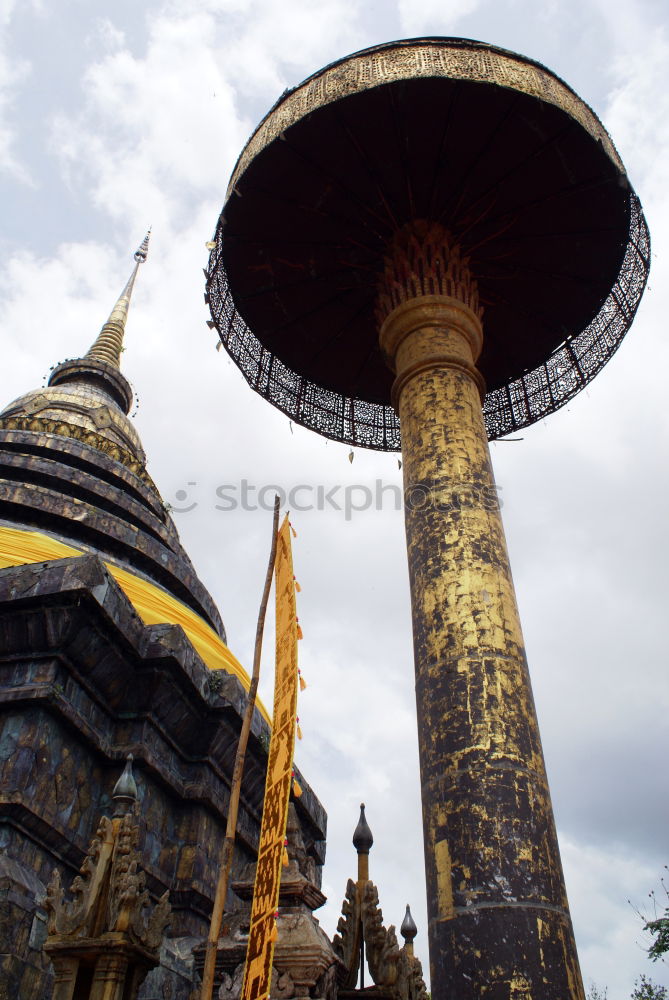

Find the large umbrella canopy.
[{"left": 207, "top": 37, "right": 649, "bottom": 449}]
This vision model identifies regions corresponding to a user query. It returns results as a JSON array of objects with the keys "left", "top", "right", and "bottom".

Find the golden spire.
[{"left": 85, "top": 230, "right": 151, "bottom": 368}]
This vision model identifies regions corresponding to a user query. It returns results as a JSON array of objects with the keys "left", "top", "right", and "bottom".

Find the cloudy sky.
[{"left": 1, "top": 1, "right": 668, "bottom": 996}]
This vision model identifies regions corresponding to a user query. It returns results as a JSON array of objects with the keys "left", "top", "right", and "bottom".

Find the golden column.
[{"left": 377, "top": 222, "right": 584, "bottom": 998}]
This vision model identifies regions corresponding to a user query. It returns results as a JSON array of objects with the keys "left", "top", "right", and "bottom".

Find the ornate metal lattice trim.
[{"left": 206, "top": 191, "right": 649, "bottom": 450}]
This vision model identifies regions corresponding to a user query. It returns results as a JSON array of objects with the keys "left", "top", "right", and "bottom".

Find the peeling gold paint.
[
  {"left": 435, "top": 839, "right": 454, "bottom": 920},
  {"left": 511, "top": 972, "right": 532, "bottom": 998},
  {"left": 377, "top": 231, "right": 585, "bottom": 998}
]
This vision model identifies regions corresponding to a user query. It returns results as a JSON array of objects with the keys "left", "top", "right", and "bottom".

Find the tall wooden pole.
[{"left": 200, "top": 496, "right": 281, "bottom": 1000}]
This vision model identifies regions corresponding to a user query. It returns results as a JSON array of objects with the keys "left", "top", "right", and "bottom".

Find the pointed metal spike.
[
  {"left": 400, "top": 903, "right": 418, "bottom": 944},
  {"left": 353, "top": 802, "right": 373, "bottom": 854},
  {"left": 112, "top": 753, "right": 138, "bottom": 815}
]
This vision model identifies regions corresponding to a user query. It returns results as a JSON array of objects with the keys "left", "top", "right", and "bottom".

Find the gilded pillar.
[
  {"left": 377, "top": 223, "right": 584, "bottom": 999},
  {"left": 50, "top": 956, "right": 78, "bottom": 1000},
  {"left": 90, "top": 952, "right": 129, "bottom": 1000}
]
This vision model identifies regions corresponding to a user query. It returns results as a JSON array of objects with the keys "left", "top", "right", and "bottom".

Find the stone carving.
[
  {"left": 43, "top": 760, "right": 171, "bottom": 1000},
  {"left": 107, "top": 814, "right": 172, "bottom": 953},
  {"left": 395, "top": 948, "right": 428, "bottom": 1000},
  {"left": 273, "top": 910, "right": 336, "bottom": 996},
  {"left": 284, "top": 799, "right": 318, "bottom": 886},
  {"left": 332, "top": 878, "right": 428, "bottom": 1000},
  {"left": 360, "top": 881, "right": 399, "bottom": 987},
  {"left": 331, "top": 879, "right": 359, "bottom": 987},
  {"left": 215, "top": 963, "right": 295, "bottom": 999},
  {"left": 45, "top": 816, "right": 111, "bottom": 938},
  {"left": 270, "top": 966, "right": 296, "bottom": 998},
  {"left": 45, "top": 812, "right": 171, "bottom": 956},
  {"left": 313, "top": 963, "right": 338, "bottom": 1000},
  {"left": 218, "top": 963, "right": 244, "bottom": 999}
]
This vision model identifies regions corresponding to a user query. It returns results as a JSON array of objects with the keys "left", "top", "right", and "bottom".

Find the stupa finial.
[
  {"left": 85, "top": 229, "right": 151, "bottom": 368},
  {"left": 112, "top": 753, "right": 138, "bottom": 817}
]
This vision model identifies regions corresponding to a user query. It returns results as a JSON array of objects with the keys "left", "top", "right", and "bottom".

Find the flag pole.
[{"left": 200, "top": 495, "right": 281, "bottom": 1000}]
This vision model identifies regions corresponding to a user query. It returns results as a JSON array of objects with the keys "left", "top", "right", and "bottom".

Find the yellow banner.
[{"left": 241, "top": 516, "right": 299, "bottom": 1000}]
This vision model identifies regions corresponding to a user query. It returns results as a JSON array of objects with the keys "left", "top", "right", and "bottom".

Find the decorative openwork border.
[{"left": 206, "top": 191, "right": 649, "bottom": 450}]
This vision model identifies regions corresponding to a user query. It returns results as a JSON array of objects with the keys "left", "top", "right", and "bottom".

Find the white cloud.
[
  {"left": 50, "top": 10, "right": 245, "bottom": 230},
  {"left": 48, "top": 0, "right": 363, "bottom": 231},
  {"left": 206, "top": 0, "right": 362, "bottom": 98},
  {"left": 563, "top": 838, "right": 668, "bottom": 997},
  {"left": 93, "top": 16, "right": 126, "bottom": 53},
  {"left": 397, "top": 0, "right": 483, "bottom": 35},
  {"left": 0, "top": 0, "right": 33, "bottom": 182}
]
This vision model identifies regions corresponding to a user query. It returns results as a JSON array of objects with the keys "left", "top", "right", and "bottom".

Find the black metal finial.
[
  {"left": 353, "top": 803, "right": 373, "bottom": 854},
  {"left": 400, "top": 904, "right": 417, "bottom": 945},
  {"left": 112, "top": 754, "right": 138, "bottom": 816}
]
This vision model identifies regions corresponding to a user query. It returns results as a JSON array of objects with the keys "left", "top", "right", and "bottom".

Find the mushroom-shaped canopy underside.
[{"left": 207, "top": 37, "right": 649, "bottom": 450}]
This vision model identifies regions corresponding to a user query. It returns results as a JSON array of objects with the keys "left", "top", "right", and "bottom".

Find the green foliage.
[
  {"left": 588, "top": 978, "right": 669, "bottom": 1000},
  {"left": 631, "top": 975, "right": 668, "bottom": 999},
  {"left": 645, "top": 911, "right": 669, "bottom": 963},
  {"left": 638, "top": 867, "right": 669, "bottom": 963}
]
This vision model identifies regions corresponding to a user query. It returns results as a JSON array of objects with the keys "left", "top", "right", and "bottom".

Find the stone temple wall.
[{"left": 0, "top": 554, "right": 326, "bottom": 999}]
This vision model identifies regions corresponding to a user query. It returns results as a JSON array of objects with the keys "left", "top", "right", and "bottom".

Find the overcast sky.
[{"left": 1, "top": 1, "right": 668, "bottom": 996}]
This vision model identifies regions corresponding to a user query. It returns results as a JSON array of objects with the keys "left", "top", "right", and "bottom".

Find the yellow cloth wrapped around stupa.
[{"left": 0, "top": 524, "right": 270, "bottom": 726}]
